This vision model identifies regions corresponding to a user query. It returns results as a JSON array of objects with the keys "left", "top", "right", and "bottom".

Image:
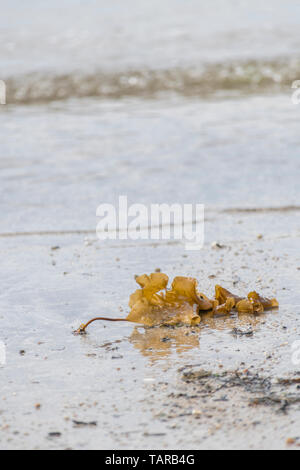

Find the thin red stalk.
[{"left": 76, "top": 316, "right": 128, "bottom": 333}]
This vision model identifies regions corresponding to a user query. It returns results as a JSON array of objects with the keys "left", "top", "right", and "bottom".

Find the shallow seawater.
[
  {"left": 0, "top": 94, "right": 300, "bottom": 235},
  {"left": 0, "top": 0, "right": 300, "bottom": 450},
  {"left": 2, "top": 0, "right": 300, "bottom": 103}
]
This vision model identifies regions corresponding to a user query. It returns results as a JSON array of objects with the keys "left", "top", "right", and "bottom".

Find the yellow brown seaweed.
[
  {"left": 75, "top": 273, "right": 279, "bottom": 333},
  {"left": 215, "top": 285, "right": 243, "bottom": 307},
  {"left": 248, "top": 291, "right": 279, "bottom": 310},
  {"left": 127, "top": 274, "right": 212, "bottom": 326}
]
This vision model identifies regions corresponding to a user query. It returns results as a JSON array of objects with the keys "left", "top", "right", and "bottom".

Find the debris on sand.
[
  {"left": 211, "top": 241, "right": 226, "bottom": 249},
  {"left": 48, "top": 432, "right": 62, "bottom": 438},
  {"left": 182, "top": 370, "right": 212, "bottom": 383},
  {"left": 177, "top": 368, "right": 300, "bottom": 416},
  {"left": 72, "top": 420, "right": 97, "bottom": 428},
  {"left": 286, "top": 438, "right": 297, "bottom": 446},
  {"left": 249, "top": 394, "right": 300, "bottom": 413},
  {"left": 277, "top": 377, "right": 300, "bottom": 386},
  {"left": 180, "top": 369, "right": 271, "bottom": 393},
  {"left": 230, "top": 328, "right": 254, "bottom": 337}
]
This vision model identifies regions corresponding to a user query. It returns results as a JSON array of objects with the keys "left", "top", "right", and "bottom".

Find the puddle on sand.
[{"left": 124, "top": 310, "right": 271, "bottom": 366}]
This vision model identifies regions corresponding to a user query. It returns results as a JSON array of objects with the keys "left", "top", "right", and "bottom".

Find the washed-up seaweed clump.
[{"left": 75, "top": 273, "right": 278, "bottom": 334}]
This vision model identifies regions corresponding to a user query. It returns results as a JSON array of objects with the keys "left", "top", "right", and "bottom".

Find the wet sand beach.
[
  {"left": 1, "top": 0, "right": 300, "bottom": 450},
  {"left": 0, "top": 199, "right": 299, "bottom": 449}
]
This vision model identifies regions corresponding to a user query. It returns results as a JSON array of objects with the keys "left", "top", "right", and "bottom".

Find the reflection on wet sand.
[
  {"left": 201, "top": 310, "right": 269, "bottom": 330},
  {"left": 129, "top": 311, "right": 271, "bottom": 362},
  {"left": 129, "top": 325, "right": 200, "bottom": 362}
]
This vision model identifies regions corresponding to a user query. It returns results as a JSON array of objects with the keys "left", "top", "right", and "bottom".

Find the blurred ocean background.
[
  {"left": 0, "top": 0, "right": 300, "bottom": 233},
  {"left": 1, "top": 2, "right": 300, "bottom": 450}
]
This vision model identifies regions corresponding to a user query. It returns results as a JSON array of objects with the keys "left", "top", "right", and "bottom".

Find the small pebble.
[{"left": 286, "top": 438, "right": 296, "bottom": 446}]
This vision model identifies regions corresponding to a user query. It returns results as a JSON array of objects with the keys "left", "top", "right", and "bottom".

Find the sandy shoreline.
[
  {"left": 0, "top": 210, "right": 299, "bottom": 450},
  {"left": 1, "top": 0, "right": 300, "bottom": 451}
]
